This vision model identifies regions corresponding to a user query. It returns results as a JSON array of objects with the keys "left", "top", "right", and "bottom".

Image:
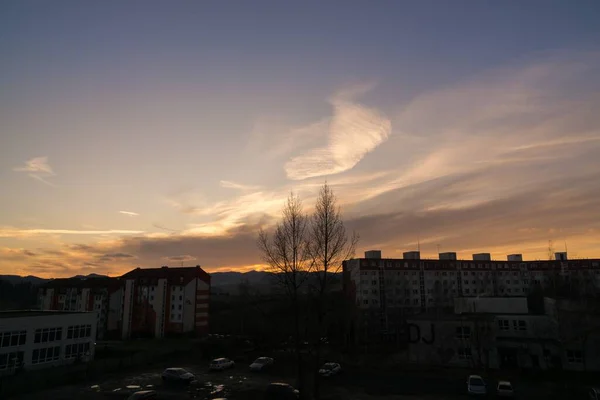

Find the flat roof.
[{"left": 0, "top": 310, "right": 93, "bottom": 319}]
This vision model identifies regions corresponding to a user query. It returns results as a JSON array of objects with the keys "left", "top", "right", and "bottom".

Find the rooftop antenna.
[{"left": 417, "top": 236, "right": 421, "bottom": 252}]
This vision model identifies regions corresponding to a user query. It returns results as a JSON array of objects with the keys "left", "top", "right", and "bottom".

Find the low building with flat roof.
[{"left": 0, "top": 310, "right": 97, "bottom": 376}]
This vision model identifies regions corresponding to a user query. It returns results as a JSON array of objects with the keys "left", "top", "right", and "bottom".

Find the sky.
[{"left": 1, "top": 1, "right": 600, "bottom": 278}]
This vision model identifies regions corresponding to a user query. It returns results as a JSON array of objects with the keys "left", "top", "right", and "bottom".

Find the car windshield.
[
  {"left": 470, "top": 377, "right": 485, "bottom": 386},
  {"left": 322, "top": 364, "right": 335, "bottom": 370},
  {"left": 176, "top": 369, "right": 189, "bottom": 375},
  {"left": 255, "top": 358, "right": 269, "bottom": 364},
  {"left": 499, "top": 384, "right": 512, "bottom": 390}
]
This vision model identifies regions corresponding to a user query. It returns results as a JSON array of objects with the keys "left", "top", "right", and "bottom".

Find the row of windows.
[
  {"left": 0, "top": 331, "right": 26, "bottom": 348},
  {"left": 65, "top": 342, "right": 91, "bottom": 359},
  {"left": 32, "top": 346, "right": 60, "bottom": 364},
  {"left": 0, "top": 351, "right": 24, "bottom": 370},
  {"left": 498, "top": 319, "right": 527, "bottom": 331},
  {"left": 34, "top": 327, "right": 62, "bottom": 343},
  {"left": 67, "top": 324, "right": 92, "bottom": 339}
]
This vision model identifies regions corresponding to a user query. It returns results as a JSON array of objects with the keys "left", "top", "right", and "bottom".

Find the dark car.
[{"left": 264, "top": 383, "right": 299, "bottom": 400}]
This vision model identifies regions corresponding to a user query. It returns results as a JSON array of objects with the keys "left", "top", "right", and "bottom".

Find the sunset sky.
[{"left": 1, "top": 1, "right": 600, "bottom": 278}]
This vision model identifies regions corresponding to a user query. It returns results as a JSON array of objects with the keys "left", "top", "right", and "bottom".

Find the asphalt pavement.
[{"left": 9, "top": 357, "right": 570, "bottom": 400}]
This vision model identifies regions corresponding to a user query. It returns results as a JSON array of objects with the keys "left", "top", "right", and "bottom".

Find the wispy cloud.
[
  {"left": 284, "top": 83, "right": 392, "bottom": 180},
  {"left": 220, "top": 180, "right": 261, "bottom": 191},
  {"left": 13, "top": 157, "right": 56, "bottom": 186},
  {"left": 0, "top": 227, "right": 144, "bottom": 238},
  {"left": 119, "top": 211, "right": 140, "bottom": 217}
]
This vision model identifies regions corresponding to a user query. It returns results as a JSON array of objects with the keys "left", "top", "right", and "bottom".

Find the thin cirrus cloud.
[
  {"left": 0, "top": 227, "right": 144, "bottom": 238},
  {"left": 284, "top": 83, "right": 392, "bottom": 180},
  {"left": 2, "top": 51, "right": 600, "bottom": 278},
  {"left": 13, "top": 156, "right": 56, "bottom": 186},
  {"left": 119, "top": 211, "right": 140, "bottom": 217},
  {"left": 219, "top": 180, "right": 261, "bottom": 191}
]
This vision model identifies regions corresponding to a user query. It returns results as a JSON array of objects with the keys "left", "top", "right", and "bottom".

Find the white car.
[
  {"left": 318, "top": 362, "right": 341, "bottom": 377},
  {"left": 467, "top": 375, "right": 487, "bottom": 396},
  {"left": 161, "top": 367, "right": 195, "bottom": 383},
  {"left": 249, "top": 356, "right": 274, "bottom": 371},
  {"left": 209, "top": 357, "right": 235, "bottom": 371},
  {"left": 497, "top": 381, "right": 514, "bottom": 398}
]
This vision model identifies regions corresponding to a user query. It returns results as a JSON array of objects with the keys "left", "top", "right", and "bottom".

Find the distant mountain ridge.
[{"left": 0, "top": 270, "right": 340, "bottom": 293}]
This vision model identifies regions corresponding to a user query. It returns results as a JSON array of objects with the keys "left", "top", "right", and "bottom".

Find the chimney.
[
  {"left": 555, "top": 252, "right": 568, "bottom": 261},
  {"left": 364, "top": 250, "right": 382, "bottom": 259},
  {"left": 507, "top": 254, "right": 523, "bottom": 262},
  {"left": 473, "top": 253, "right": 491, "bottom": 261},
  {"left": 439, "top": 252, "right": 457, "bottom": 261},
  {"left": 403, "top": 251, "right": 421, "bottom": 260}
]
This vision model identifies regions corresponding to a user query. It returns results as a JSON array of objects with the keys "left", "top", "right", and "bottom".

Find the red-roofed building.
[
  {"left": 38, "top": 265, "right": 211, "bottom": 340},
  {"left": 38, "top": 277, "right": 123, "bottom": 340},
  {"left": 120, "top": 266, "right": 210, "bottom": 339}
]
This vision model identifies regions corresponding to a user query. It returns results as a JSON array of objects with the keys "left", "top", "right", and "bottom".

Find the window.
[
  {"left": 413, "top": 299, "right": 419, "bottom": 305},
  {"left": 458, "top": 347, "right": 472, "bottom": 359},
  {"left": 513, "top": 320, "right": 527, "bottom": 331},
  {"left": 363, "top": 300, "right": 368, "bottom": 305},
  {"left": 31, "top": 346, "right": 60, "bottom": 364},
  {"left": 65, "top": 342, "right": 91, "bottom": 359},
  {"left": 362, "top": 290, "right": 368, "bottom": 294},
  {"left": 179, "top": 296, "right": 182, "bottom": 301},
  {"left": 171, "top": 304, "right": 174, "bottom": 310},
  {"left": 371, "top": 280, "right": 377, "bottom": 285},
  {"left": 463, "top": 272, "right": 468, "bottom": 276},
  {"left": 413, "top": 289, "right": 418, "bottom": 294},
  {"left": 506, "top": 280, "right": 510, "bottom": 284},
  {"left": 178, "top": 305, "right": 182, "bottom": 310},
  {"left": 498, "top": 319, "right": 509, "bottom": 331},
  {"left": 66, "top": 324, "right": 92, "bottom": 339},
  {"left": 456, "top": 326, "right": 471, "bottom": 339},
  {"left": 463, "top": 280, "right": 468, "bottom": 285},
  {"left": 566, "top": 350, "right": 583, "bottom": 364},
  {"left": 412, "top": 280, "right": 417, "bottom": 284},
  {"left": 150, "top": 296, "right": 154, "bottom": 301},
  {"left": 0, "top": 331, "right": 26, "bottom": 348},
  {"left": 465, "top": 289, "right": 470, "bottom": 294},
  {"left": 35, "top": 327, "right": 62, "bottom": 343},
  {"left": 0, "top": 351, "right": 24, "bottom": 370}
]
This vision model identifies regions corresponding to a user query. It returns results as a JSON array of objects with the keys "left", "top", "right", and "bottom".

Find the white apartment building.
[
  {"left": 120, "top": 266, "right": 210, "bottom": 339},
  {"left": 0, "top": 311, "right": 97, "bottom": 376},
  {"left": 343, "top": 250, "right": 600, "bottom": 342}
]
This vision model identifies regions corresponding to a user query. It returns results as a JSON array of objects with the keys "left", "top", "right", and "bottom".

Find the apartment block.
[
  {"left": 38, "top": 277, "right": 123, "bottom": 340},
  {"left": 38, "top": 265, "right": 211, "bottom": 340},
  {"left": 120, "top": 266, "right": 210, "bottom": 339},
  {"left": 343, "top": 250, "right": 600, "bottom": 342}
]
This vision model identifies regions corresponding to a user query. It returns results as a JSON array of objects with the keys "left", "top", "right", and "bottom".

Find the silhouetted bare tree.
[
  {"left": 257, "top": 192, "right": 311, "bottom": 396},
  {"left": 308, "top": 183, "right": 358, "bottom": 399}
]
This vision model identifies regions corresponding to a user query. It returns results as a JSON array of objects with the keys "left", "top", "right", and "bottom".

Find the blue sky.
[{"left": 1, "top": 1, "right": 600, "bottom": 277}]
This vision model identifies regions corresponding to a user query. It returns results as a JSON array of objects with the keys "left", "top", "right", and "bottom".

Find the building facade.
[
  {"left": 38, "top": 265, "right": 211, "bottom": 340},
  {"left": 343, "top": 250, "right": 600, "bottom": 342},
  {"left": 38, "top": 277, "right": 123, "bottom": 340},
  {"left": 0, "top": 311, "right": 96, "bottom": 376},
  {"left": 120, "top": 266, "right": 210, "bottom": 339},
  {"left": 406, "top": 297, "right": 600, "bottom": 372}
]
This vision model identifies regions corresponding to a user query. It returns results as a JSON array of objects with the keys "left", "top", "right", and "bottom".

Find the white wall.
[
  {"left": 121, "top": 280, "right": 134, "bottom": 339},
  {"left": 183, "top": 279, "right": 196, "bottom": 332},
  {"left": 0, "top": 312, "right": 97, "bottom": 376}
]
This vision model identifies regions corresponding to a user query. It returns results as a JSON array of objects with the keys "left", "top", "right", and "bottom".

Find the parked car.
[
  {"left": 210, "top": 357, "right": 235, "bottom": 371},
  {"left": 161, "top": 367, "right": 195, "bottom": 383},
  {"left": 250, "top": 357, "right": 274, "bottom": 371},
  {"left": 264, "top": 383, "right": 299, "bottom": 400},
  {"left": 467, "top": 375, "right": 487, "bottom": 396},
  {"left": 497, "top": 381, "right": 514, "bottom": 398},
  {"left": 127, "top": 390, "right": 157, "bottom": 400},
  {"left": 318, "top": 362, "right": 341, "bottom": 377}
]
